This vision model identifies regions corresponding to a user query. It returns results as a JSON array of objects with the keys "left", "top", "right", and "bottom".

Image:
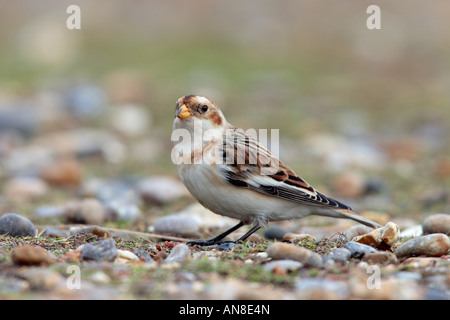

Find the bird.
[{"left": 172, "top": 95, "right": 381, "bottom": 246}]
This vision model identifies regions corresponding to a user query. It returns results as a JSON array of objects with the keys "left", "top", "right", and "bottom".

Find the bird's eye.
[{"left": 201, "top": 105, "right": 208, "bottom": 112}]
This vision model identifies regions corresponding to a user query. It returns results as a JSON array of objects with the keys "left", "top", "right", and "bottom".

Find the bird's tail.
[{"left": 334, "top": 209, "right": 382, "bottom": 229}]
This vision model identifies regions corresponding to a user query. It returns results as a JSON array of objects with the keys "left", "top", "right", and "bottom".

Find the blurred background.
[{"left": 0, "top": 0, "right": 449, "bottom": 224}]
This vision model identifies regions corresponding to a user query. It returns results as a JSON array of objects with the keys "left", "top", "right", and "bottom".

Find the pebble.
[
  {"left": 362, "top": 251, "right": 398, "bottom": 266},
  {"left": 263, "top": 225, "right": 289, "bottom": 240},
  {"left": 11, "top": 245, "right": 56, "bottom": 266},
  {"left": 263, "top": 259, "right": 303, "bottom": 273},
  {"left": 105, "top": 201, "right": 141, "bottom": 223},
  {"left": 0, "top": 213, "right": 36, "bottom": 237},
  {"left": 138, "top": 176, "right": 189, "bottom": 205},
  {"left": 133, "top": 249, "right": 155, "bottom": 263},
  {"left": 400, "top": 257, "right": 448, "bottom": 269},
  {"left": 34, "top": 205, "right": 65, "bottom": 219},
  {"left": 164, "top": 243, "right": 191, "bottom": 264},
  {"left": 65, "top": 84, "right": 107, "bottom": 118},
  {"left": 422, "top": 214, "right": 450, "bottom": 235},
  {"left": 115, "top": 249, "right": 140, "bottom": 264},
  {"left": 41, "top": 227, "right": 70, "bottom": 238},
  {"left": 344, "top": 225, "right": 373, "bottom": 241},
  {"left": 352, "top": 221, "right": 400, "bottom": 250},
  {"left": 344, "top": 241, "right": 378, "bottom": 259},
  {"left": 295, "top": 278, "right": 349, "bottom": 299},
  {"left": 82, "top": 178, "right": 140, "bottom": 205},
  {"left": 19, "top": 267, "right": 66, "bottom": 291},
  {"left": 172, "top": 203, "right": 236, "bottom": 229},
  {"left": 322, "top": 248, "right": 351, "bottom": 264},
  {"left": 266, "top": 242, "right": 322, "bottom": 268},
  {"left": 153, "top": 214, "right": 199, "bottom": 236},
  {"left": 40, "top": 156, "right": 83, "bottom": 186},
  {"left": 0, "top": 106, "right": 38, "bottom": 137},
  {"left": 282, "top": 233, "right": 316, "bottom": 243},
  {"left": 394, "top": 233, "right": 450, "bottom": 258},
  {"left": 110, "top": 103, "right": 151, "bottom": 137},
  {"left": 64, "top": 198, "right": 106, "bottom": 225},
  {"left": 4, "top": 177, "right": 49, "bottom": 200},
  {"left": 81, "top": 238, "right": 117, "bottom": 262},
  {"left": 400, "top": 225, "right": 423, "bottom": 238}
]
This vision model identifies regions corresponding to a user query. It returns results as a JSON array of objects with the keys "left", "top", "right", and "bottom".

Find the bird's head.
[{"left": 173, "top": 95, "right": 226, "bottom": 134}]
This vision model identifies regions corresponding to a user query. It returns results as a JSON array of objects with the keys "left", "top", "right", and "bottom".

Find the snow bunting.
[{"left": 172, "top": 95, "right": 381, "bottom": 246}]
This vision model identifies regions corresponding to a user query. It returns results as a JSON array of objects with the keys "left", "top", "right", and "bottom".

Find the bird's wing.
[{"left": 218, "top": 127, "right": 352, "bottom": 210}]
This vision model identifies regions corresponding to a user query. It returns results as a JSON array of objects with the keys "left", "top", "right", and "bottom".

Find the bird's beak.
[{"left": 176, "top": 104, "right": 191, "bottom": 119}]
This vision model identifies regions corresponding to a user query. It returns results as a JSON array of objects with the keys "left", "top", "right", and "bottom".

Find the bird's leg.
[
  {"left": 235, "top": 225, "right": 261, "bottom": 243},
  {"left": 187, "top": 221, "right": 244, "bottom": 246}
]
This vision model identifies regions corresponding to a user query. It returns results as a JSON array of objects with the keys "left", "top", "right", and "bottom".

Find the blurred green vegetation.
[{"left": 0, "top": 1, "right": 449, "bottom": 219}]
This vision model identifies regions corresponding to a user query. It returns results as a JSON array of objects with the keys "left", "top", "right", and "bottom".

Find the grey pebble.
[
  {"left": 164, "top": 243, "right": 191, "bottom": 264},
  {"left": 34, "top": 205, "right": 65, "bottom": 219},
  {"left": 263, "top": 225, "right": 289, "bottom": 241},
  {"left": 133, "top": 248, "right": 154, "bottom": 263},
  {"left": 41, "top": 227, "right": 70, "bottom": 238},
  {"left": 81, "top": 238, "right": 117, "bottom": 262},
  {"left": 0, "top": 213, "right": 36, "bottom": 237},
  {"left": 153, "top": 214, "right": 199, "bottom": 236},
  {"left": 295, "top": 278, "right": 349, "bottom": 299},
  {"left": 216, "top": 242, "right": 236, "bottom": 250},
  {"left": 322, "top": 247, "right": 351, "bottom": 264},
  {"left": 344, "top": 241, "right": 378, "bottom": 259},
  {"left": 105, "top": 201, "right": 141, "bottom": 223},
  {"left": 138, "top": 176, "right": 188, "bottom": 205}
]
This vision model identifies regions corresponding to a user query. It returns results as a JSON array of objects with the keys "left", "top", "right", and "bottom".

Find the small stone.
[
  {"left": 352, "top": 221, "right": 400, "bottom": 250},
  {"left": 282, "top": 233, "right": 316, "bottom": 243},
  {"left": 110, "top": 103, "right": 151, "bottom": 137},
  {"left": 422, "top": 214, "right": 450, "bottom": 235},
  {"left": 164, "top": 243, "right": 191, "bottom": 264},
  {"left": 64, "top": 198, "right": 106, "bottom": 225},
  {"left": 322, "top": 248, "right": 351, "bottom": 264},
  {"left": 34, "top": 205, "right": 65, "bottom": 219},
  {"left": 344, "top": 225, "right": 373, "bottom": 241},
  {"left": 216, "top": 242, "right": 236, "bottom": 251},
  {"left": 394, "top": 233, "right": 450, "bottom": 258},
  {"left": 295, "top": 278, "right": 349, "bottom": 299},
  {"left": 138, "top": 176, "right": 189, "bottom": 205},
  {"left": 11, "top": 246, "right": 56, "bottom": 266},
  {"left": 4, "top": 177, "right": 49, "bottom": 201},
  {"left": 263, "top": 259, "right": 303, "bottom": 273},
  {"left": 263, "top": 225, "right": 289, "bottom": 240},
  {"left": 40, "top": 156, "right": 83, "bottom": 186},
  {"left": 81, "top": 238, "right": 117, "bottom": 262},
  {"left": 400, "top": 225, "right": 423, "bottom": 238},
  {"left": 266, "top": 242, "right": 322, "bottom": 268},
  {"left": 400, "top": 257, "right": 448, "bottom": 268},
  {"left": 20, "top": 267, "right": 66, "bottom": 291},
  {"left": 345, "top": 241, "right": 378, "bottom": 259},
  {"left": 105, "top": 201, "right": 141, "bottom": 223},
  {"left": 0, "top": 213, "right": 36, "bottom": 237},
  {"left": 134, "top": 249, "right": 155, "bottom": 263},
  {"left": 89, "top": 271, "right": 111, "bottom": 285},
  {"left": 153, "top": 214, "right": 199, "bottom": 236},
  {"left": 362, "top": 251, "right": 398, "bottom": 266},
  {"left": 115, "top": 249, "right": 140, "bottom": 263},
  {"left": 41, "top": 227, "right": 70, "bottom": 238}
]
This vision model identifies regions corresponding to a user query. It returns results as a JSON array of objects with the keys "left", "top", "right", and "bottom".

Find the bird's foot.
[{"left": 187, "top": 239, "right": 238, "bottom": 250}]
